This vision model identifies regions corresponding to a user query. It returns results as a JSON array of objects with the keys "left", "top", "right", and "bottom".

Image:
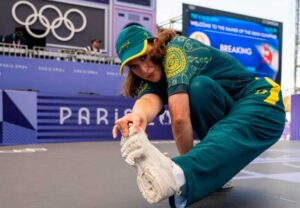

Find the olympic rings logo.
[{"left": 12, "top": 1, "right": 87, "bottom": 41}]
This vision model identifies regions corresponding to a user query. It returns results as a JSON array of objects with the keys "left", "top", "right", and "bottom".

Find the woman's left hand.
[{"left": 112, "top": 112, "right": 147, "bottom": 139}]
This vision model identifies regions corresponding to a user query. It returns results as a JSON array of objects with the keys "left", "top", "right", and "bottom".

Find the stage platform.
[{"left": 1, "top": 141, "right": 300, "bottom": 208}]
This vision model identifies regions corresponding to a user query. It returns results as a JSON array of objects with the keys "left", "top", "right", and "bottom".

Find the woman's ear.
[{"left": 153, "top": 37, "right": 159, "bottom": 43}]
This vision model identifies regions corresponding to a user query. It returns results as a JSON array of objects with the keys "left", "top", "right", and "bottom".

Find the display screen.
[
  {"left": 182, "top": 4, "right": 282, "bottom": 83},
  {"left": 117, "top": 0, "right": 151, "bottom": 7},
  {"left": 81, "top": 0, "right": 109, "bottom": 4}
]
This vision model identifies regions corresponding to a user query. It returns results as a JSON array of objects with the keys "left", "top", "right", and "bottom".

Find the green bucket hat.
[{"left": 115, "top": 25, "right": 153, "bottom": 75}]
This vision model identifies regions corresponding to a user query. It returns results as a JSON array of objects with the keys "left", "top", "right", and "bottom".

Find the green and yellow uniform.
[{"left": 139, "top": 36, "right": 285, "bottom": 206}]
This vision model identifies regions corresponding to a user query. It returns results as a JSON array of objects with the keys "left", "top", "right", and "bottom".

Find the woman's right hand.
[{"left": 112, "top": 113, "right": 147, "bottom": 139}]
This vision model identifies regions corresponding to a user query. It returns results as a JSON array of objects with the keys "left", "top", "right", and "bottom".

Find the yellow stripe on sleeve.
[{"left": 264, "top": 77, "right": 280, "bottom": 105}]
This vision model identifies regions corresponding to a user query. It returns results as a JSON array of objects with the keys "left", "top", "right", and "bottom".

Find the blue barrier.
[
  {"left": 0, "top": 90, "right": 173, "bottom": 145},
  {"left": 0, "top": 56, "right": 125, "bottom": 96},
  {"left": 291, "top": 94, "right": 300, "bottom": 140},
  {"left": 0, "top": 90, "right": 37, "bottom": 145}
]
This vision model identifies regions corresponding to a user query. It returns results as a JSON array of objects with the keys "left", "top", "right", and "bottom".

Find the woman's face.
[{"left": 126, "top": 43, "right": 163, "bottom": 83}]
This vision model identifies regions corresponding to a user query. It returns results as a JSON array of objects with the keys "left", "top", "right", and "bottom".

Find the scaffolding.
[{"left": 157, "top": 15, "right": 182, "bottom": 32}]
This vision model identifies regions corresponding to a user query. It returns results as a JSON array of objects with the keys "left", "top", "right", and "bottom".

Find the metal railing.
[
  {"left": 0, "top": 42, "right": 28, "bottom": 57},
  {"left": 0, "top": 43, "right": 121, "bottom": 65}
]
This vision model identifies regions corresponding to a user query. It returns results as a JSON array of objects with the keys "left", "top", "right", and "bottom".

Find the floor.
[{"left": 1, "top": 141, "right": 300, "bottom": 208}]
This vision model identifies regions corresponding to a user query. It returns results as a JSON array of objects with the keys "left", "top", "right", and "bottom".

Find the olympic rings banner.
[
  {"left": 0, "top": 0, "right": 107, "bottom": 48},
  {"left": 0, "top": 55, "right": 124, "bottom": 96},
  {"left": 0, "top": 90, "right": 173, "bottom": 145},
  {"left": 12, "top": 1, "right": 87, "bottom": 42}
]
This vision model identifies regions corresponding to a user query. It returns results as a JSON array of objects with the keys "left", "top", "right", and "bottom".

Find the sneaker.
[
  {"left": 120, "top": 128, "right": 181, "bottom": 204},
  {"left": 221, "top": 180, "right": 234, "bottom": 189}
]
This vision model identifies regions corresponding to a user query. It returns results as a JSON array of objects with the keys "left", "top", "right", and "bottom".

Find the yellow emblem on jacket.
[
  {"left": 138, "top": 82, "right": 149, "bottom": 94},
  {"left": 164, "top": 47, "right": 187, "bottom": 78}
]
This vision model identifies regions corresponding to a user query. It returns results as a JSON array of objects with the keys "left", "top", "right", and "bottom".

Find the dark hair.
[
  {"left": 15, "top": 27, "right": 24, "bottom": 32},
  {"left": 121, "top": 29, "right": 177, "bottom": 97},
  {"left": 91, "top": 39, "right": 101, "bottom": 44}
]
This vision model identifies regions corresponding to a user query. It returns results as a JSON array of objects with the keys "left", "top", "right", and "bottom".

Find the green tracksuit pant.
[{"left": 172, "top": 75, "right": 286, "bottom": 207}]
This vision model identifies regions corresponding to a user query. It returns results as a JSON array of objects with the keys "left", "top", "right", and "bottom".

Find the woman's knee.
[
  {"left": 188, "top": 75, "right": 233, "bottom": 116},
  {"left": 189, "top": 76, "right": 219, "bottom": 105},
  {"left": 189, "top": 76, "right": 217, "bottom": 94}
]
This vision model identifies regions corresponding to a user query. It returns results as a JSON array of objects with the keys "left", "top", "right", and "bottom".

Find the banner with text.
[
  {"left": 1, "top": 90, "right": 173, "bottom": 145},
  {"left": 37, "top": 93, "right": 172, "bottom": 143},
  {"left": 0, "top": 56, "right": 124, "bottom": 96},
  {"left": 183, "top": 4, "right": 282, "bottom": 84}
]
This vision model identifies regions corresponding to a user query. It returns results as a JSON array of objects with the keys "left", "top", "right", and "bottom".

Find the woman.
[{"left": 112, "top": 25, "right": 285, "bottom": 207}]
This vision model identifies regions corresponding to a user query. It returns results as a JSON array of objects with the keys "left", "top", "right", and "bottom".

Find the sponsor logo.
[
  {"left": 189, "top": 31, "right": 211, "bottom": 46},
  {"left": 159, "top": 110, "right": 171, "bottom": 125}
]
